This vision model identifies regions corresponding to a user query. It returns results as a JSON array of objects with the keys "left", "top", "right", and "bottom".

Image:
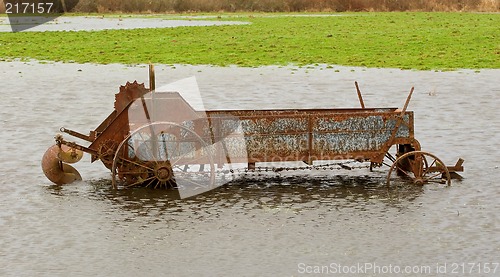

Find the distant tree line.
[{"left": 1, "top": 0, "right": 499, "bottom": 13}]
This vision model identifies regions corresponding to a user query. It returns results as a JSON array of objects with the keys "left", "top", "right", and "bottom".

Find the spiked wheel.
[
  {"left": 387, "top": 151, "right": 450, "bottom": 186},
  {"left": 97, "top": 139, "right": 118, "bottom": 169},
  {"left": 111, "top": 121, "right": 215, "bottom": 190}
]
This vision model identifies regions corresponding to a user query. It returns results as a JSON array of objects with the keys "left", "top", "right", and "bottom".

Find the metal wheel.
[
  {"left": 111, "top": 121, "right": 215, "bottom": 190},
  {"left": 387, "top": 151, "right": 450, "bottom": 186},
  {"left": 97, "top": 139, "right": 118, "bottom": 169}
]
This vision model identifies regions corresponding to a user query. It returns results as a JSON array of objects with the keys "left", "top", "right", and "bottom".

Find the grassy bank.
[{"left": 0, "top": 12, "right": 499, "bottom": 70}]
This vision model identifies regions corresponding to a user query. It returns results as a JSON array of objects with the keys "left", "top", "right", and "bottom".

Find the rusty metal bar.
[
  {"left": 149, "top": 64, "right": 155, "bottom": 91},
  {"left": 354, "top": 81, "right": 365, "bottom": 109},
  {"left": 384, "top": 87, "right": 414, "bottom": 147},
  {"left": 60, "top": 127, "right": 94, "bottom": 142},
  {"left": 58, "top": 138, "right": 98, "bottom": 156},
  {"left": 307, "top": 115, "right": 313, "bottom": 164},
  {"left": 446, "top": 158, "right": 464, "bottom": 173},
  {"left": 401, "top": 87, "right": 414, "bottom": 115}
]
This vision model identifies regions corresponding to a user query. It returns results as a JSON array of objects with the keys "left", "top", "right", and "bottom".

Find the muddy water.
[{"left": 1, "top": 61, "right": 499, "bottom": 276}]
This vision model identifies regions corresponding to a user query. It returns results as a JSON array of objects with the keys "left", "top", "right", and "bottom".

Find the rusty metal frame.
[
  {"left": 44, "top": 69, "right": 463, "bottom": 187},
  {"left": 55, "top": 83, "right": 416, "bottom": 170}
]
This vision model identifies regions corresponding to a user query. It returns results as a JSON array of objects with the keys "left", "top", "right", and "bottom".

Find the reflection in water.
[{"left": 80, "top": 172, "right": 424, "bottom": 223}]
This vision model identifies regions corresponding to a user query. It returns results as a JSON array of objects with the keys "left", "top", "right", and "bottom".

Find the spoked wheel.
[
  {"left": 387, "top": 151, "right": 451, "bottom": 186},
  {"left": 111, "top": 121, "right": 215, "bottom": 191}
]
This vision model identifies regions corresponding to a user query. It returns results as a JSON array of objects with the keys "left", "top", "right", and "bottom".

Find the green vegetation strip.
[{"left": 0, "top": 12, "right": 498, "bottom": 70}]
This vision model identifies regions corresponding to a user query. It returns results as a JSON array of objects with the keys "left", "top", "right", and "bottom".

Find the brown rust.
[
  {"left": 354, "top": 81, "right": 365, "bottom": 109},
  {"left": 205, "top": 108, "right": 414, "bottom": 165},
  {"left": 42, "top": 73, "right": 463, "bottom": 187},
  {"left": 42, "top": 144, "right": 83, "bottom": 185}
]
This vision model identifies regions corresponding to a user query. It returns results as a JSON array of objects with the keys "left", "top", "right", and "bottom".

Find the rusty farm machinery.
[{"left": 42, "top": 66, "right": 464, "bottom": 191}]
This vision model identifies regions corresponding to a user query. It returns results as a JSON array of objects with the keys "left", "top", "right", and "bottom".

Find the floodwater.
[
  {"left": 1, "top": 61, "right": 499, "bottom": 276},
  {"left": 0, "top": 16, "right": 248, "bottom": 32}
]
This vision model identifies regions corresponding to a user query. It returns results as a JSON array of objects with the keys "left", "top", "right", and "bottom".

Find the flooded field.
[
  {"left": 0, "top": 16, "right": 248, "bottom": 32},
  {"left": 1, "top": 61, "right": 499, "bottom": 276}
]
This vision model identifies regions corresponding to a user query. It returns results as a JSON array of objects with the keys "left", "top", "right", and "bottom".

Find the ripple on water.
[{"left": 1, "top": 62, "right": 499, "bottom": 275}]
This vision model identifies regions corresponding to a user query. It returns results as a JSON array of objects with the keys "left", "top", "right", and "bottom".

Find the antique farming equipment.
[{"left": 42, "top": 66, "right": 464, "bottom": 190}]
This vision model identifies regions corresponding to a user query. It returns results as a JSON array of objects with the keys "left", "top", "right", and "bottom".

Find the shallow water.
[
  {"left": 0, "top": 16, "right": 248, "bottom": 32},
  {"left": 1, "top": 61, "right": 499, "bottom": 276}
]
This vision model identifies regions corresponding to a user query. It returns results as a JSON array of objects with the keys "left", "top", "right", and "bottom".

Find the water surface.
[
  {"left": 0, "top": 62, "right": 499, "bottom": 276},
  {"left": 0, "top": 16, "right": 248, "bottom": 32}
]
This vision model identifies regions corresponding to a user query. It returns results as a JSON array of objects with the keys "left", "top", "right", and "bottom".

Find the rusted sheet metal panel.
[
  {"left": 311, "top": 112, "right": 413, "bottom": 156},
  {"left": 313, "top": 113, "right": 411, "bottom": 134},
  {"left": 238, "top": 117, "right": 309, "bottom": 135},
  {"left": 207, "top": 108, "right": 399, "bottom": 117},
  {"left": 206, "top": 111, "right": 413, "bottom": 163},
  {"left": 244, "top": 134, "right": 308, "bottom": 159},
  {"left": 209, "top": 115, "right": 309, "bottom": 134},
  {"left": 219, "top": 134, "right": 309, "bottom": 161},
  {"left": 208, "top": 115, "right": 309, "bottom": 162},
  {"left": 118, "top": 106, "right": 417, "bottom": 166}
]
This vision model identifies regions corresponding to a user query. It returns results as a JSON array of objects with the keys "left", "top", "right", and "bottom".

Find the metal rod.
[
  {"left": 355, "top": 81, "right": 365, "bottom": 109},
  {"left": 381, "top": 86, "right": 415, "bottom": 152},
  {"left": 60, "top": 127, "right": 94, "bottom": 142},
  {"left": 59, "top": 139, "right": 98, "bottom": 156},
  {"left": 149, "top": 64, "right": 155, "bottom": 91},
  {"left": 401, "top": 87, "right": 415, "bottom": 116}
]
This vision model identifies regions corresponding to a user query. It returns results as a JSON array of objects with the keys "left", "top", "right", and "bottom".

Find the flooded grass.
[{"left": 0, "top": 12, "right": 499, "bottom": 69}]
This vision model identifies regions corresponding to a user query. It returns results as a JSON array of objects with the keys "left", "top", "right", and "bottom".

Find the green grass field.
[{"left": 0, "top": 12, "right": 498, "bottom": 70}]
